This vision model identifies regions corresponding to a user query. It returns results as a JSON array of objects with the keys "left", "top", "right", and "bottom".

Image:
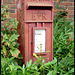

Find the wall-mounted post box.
[{"left": 17, "top": 0, "right": 53, "bottom": 64}]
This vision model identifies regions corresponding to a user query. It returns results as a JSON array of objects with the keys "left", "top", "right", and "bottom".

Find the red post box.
[{"left": 17, "top": 0, "right": 53, "bottom": 64}]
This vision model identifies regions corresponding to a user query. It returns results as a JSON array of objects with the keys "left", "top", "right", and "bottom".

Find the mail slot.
[
  {"left": 27, "top": 3, "right": 53, "bottom": 9},
  {"left": 17, "top": 0, "right": 53, "bottom": 64}
]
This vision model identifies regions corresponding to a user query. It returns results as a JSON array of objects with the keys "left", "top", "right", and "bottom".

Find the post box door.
[
  {"left": 28, "top": 22, "right": 53, "bottom": 63},
  {"left": 24, "top": 0, "right": 53, "bottom": 63}
]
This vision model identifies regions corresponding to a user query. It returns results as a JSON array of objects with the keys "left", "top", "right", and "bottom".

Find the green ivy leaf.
[
  {"left": 10, "top": 48, "right": 20, "bottom": 57},
  {"left": 4, "top": 5, "right": 8, "bottom": 9},
  {"left": 2, "top": 45, "right": 7, "bottom": 56},
  {"left": 17, "top": 53, "right": 23, "bottom": 59},
  {"left": 9, "top": 34, "right": 19, "bottom": 42},
  {"left": 1, "top": 8, "right": 5, "bottom": 13},
  {"left": 2, "top": 34, "right": 8, "bottom": 43},
  {"left": 33, "top": 53, "right": 38, "bottom": 59}
]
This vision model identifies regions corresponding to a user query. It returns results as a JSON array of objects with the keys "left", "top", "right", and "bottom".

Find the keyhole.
[{"left": 31, "top": 42, "right": 32, "bottom": 44}]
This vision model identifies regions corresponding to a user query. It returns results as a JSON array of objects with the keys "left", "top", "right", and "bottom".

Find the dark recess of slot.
[{"left": 28, "top": 6, "right": 52, "bottom": 10}]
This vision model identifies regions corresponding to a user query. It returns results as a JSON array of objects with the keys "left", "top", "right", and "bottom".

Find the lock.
[{"left": 31, "top": 42, "right": 32, "bottom": 44}]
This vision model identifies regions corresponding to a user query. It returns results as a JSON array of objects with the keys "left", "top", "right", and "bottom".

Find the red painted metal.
[{"left": 17, "top": 0, "right": 54, "bottom": 64}]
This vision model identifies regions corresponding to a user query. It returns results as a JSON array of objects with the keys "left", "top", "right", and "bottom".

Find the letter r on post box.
[{"left": 42, "top": 13, "right": 47, "bottom": 20}]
